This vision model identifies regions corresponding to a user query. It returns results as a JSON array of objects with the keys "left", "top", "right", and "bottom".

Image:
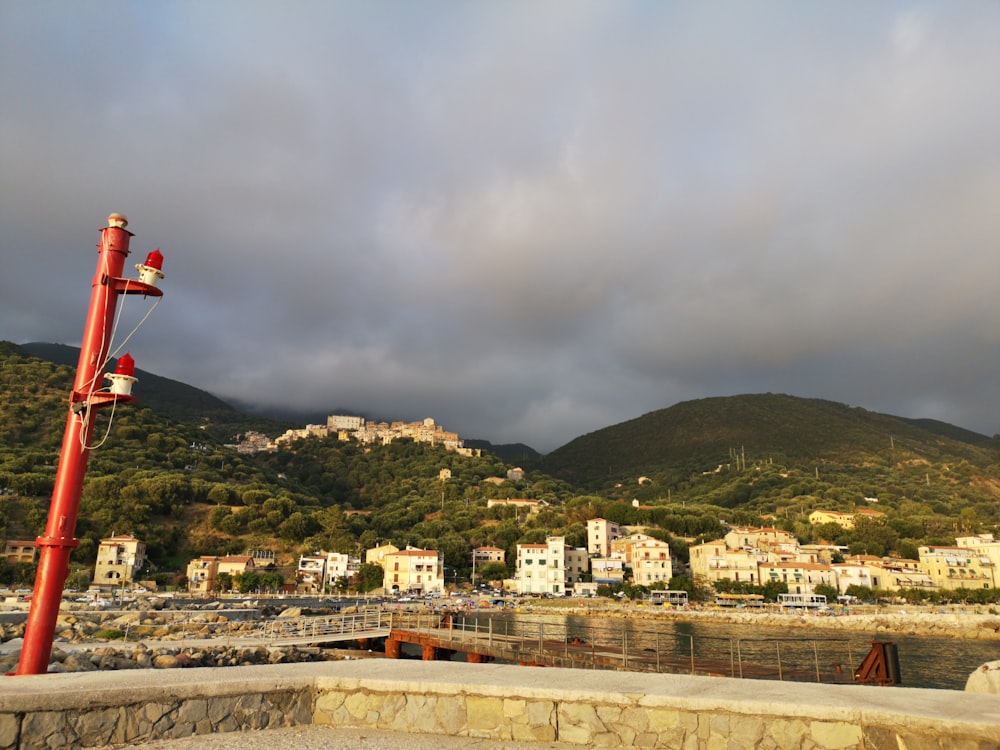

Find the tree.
[
  {"left": 475, "top": 561, "right": 510, "bottom": 585},
  {"left": 355, "top": 563, "right": 384, "bottom": 593},
  {"left": 813, "top": 583, "right": 839, "bottom": 602}
]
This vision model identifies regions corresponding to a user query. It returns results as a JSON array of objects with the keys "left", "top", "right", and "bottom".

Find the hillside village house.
[
  {"left": 249, "top": 414, "right": 480, "bottom": 457},
  {"left": 3, "top": 540, "right": 37, "bottom": 565},
  {"left": 186, "top": 554, "right": 255, "bottom": 594},
  {"left": 382, "top": 547, "right": 444, "bottom": 595},
  {"left": 92, "top": 534, "right": 147, "bottom": 590},
  {"left": 808, "top": 509, "right": 887, "bottom": 530},
  {"left": 724, "top": 526, "right": 797, "bottom": 551},
  {"left": 486, "top": 498, "right": 545, "bottom": 515}
]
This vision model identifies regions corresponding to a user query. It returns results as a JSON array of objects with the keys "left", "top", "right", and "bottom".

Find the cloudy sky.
[{"left": 2, "top": 2, "right": 999, "bottom": 452}]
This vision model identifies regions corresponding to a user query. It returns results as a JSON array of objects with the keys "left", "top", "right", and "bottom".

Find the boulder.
[
  {"left": 153, "top": 654, "right": 181, "bottom": 669},
  {"left": 966, "top": 660, "right": 1000, "bottom": 693}
]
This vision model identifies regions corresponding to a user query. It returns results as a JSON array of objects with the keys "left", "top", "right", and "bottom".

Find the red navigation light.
[
  {"left": 114, "top": 352, "right": 135, "bottom": 377},
  {"left": 144, "top": 249, "right": 163, "bottom": 270}
]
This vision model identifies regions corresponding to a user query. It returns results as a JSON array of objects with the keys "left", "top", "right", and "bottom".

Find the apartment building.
[
  {"left": 296, "top": 555, "right": 327, "bottom": 592},
  {"left": 296, "top": 551, "right": 361, "bottom": 592},
  {"left": 956, "top": 534, "right": 1000, "bottom": 572},
  {"left": 382, "top": 547, "right": 444, "bottom": 595},
  {"left": 564, "top": 546, "right": 590, "bottom": 589},
  {"left": 587, "top": 518, "right": 621, "bottom": 556},
  {"left": 624, "top": 537, "right": 673, "bottom": 588},
  {"left": 688, "top": 541, "right": 768, "bottom": 586},
  {"left": 919, "top": 546, "right": 996, "bottom": 590},
  {"left": 515, "top": 536, "right": 566, "bottom": 596}
]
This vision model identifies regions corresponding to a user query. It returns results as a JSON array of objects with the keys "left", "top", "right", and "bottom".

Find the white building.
[{"left": 515, "top": 536, "right": 566, "bottom": 595}]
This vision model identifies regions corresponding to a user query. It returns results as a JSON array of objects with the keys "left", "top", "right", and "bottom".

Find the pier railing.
[{"left": 392, "top": 613, "right": 863, "bottom": 684}]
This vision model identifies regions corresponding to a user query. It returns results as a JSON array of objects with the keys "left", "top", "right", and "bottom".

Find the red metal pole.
[{"left": 15, "top": 213, "right": 159, "bottom": 675}]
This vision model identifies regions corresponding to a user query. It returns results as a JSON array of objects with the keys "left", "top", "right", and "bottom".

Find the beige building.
[
  {"left": 382, "top": 547, "right": 444, "bottom": 595},
  {"left": 365, "top": 543, "right": 400, "bottom": 566},
  {"left": 919, "top": 546, "right": 996, "bottom": 590},
  {"left": 472, "top": 546, "right": 506, "bottom": 586},
  {"left": 956, "top": 535, "right": 1000, "bottom": 572},
  {"left": 689, "top": 541, "right": 768, "bottom": 587},
  {"left": 808, "top": 509, "right": 887, "bottom": 530},
  {"left": 587, "top": 518, "right": 621, "bottom": 556},
  {"left": 186, "top": 554, "right": 255, "bottom": 594},
  {"left": 93, "top": 534, "right": 147, "bottom": 590},
  {"left": 724, "top": 527, "right": 797, "bottom": 551},
  {"left": 3, "top": 540, "right": 37, "bottom": 565},
  {"left": 624, "top": 537, "right": 673, "bottom": 587},
  {"left": 564, "top": 546, "right": 590, "bottom": 589}
]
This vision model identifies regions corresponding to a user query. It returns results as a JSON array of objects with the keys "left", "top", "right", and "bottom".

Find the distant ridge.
[
  {"left": 20, "top": 342, "right": 294, "bottom": 441},
  {"left": 464, "top": 439, "right": 541, "bottom": 463},
  {"left": 536, "top": 393, "right": 996, "bottom": 489}
]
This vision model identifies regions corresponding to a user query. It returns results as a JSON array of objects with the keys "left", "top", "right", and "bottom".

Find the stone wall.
[{"left": 1, "top": 660, "right": 999, "bottom": 749}]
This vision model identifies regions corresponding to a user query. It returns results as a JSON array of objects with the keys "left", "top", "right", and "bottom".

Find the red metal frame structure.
[{"left": 15, "top": 213, "right": 164, "bottom": 675}]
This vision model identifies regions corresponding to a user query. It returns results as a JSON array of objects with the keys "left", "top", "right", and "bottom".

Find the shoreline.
[{"left": 504, "top": 600, "right": 1000, "bottom": 640}]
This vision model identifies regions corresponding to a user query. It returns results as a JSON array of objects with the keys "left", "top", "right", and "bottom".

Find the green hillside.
[
  {"left": 3, "top": 343, "right": 1000, "bottom": 594},
  {"left": 0, "top": 342, "right": 549, "bottom": 586}
]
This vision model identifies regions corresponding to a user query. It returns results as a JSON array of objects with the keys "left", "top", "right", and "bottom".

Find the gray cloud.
[{"left": 2, "top": 2, "right": 1000, "bottom": 452}]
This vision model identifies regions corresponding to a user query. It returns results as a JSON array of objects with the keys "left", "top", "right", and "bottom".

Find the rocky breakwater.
[
  {"left": 520, "top": 600, "right": 1000, "bottom": 640},
  {"left": 0, "top": 598, "right": 362, "bottom": 673},
  {"left": 666, "top": 608, "right": 1000, "bottom": 640}
]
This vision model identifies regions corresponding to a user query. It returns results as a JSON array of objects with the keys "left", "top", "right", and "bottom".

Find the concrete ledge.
[{"left": 1, "top": 660, "right": 998, "bottom": 749}]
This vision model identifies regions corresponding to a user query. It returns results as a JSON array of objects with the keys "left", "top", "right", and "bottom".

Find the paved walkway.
[{"left": 97, "top": 725, "right": 592, "bottom": 750}]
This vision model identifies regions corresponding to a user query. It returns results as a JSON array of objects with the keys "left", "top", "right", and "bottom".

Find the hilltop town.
[{"left": 232, "top": 414, "right": 480, "bottom": 457}]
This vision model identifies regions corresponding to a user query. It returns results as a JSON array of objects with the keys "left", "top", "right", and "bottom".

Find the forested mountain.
[
  {"left": 537, "top": 394, "right": 999, "bottom": 488},
  {"left": 3, "top": 342, "right": 1000, "bottom": 590}
]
